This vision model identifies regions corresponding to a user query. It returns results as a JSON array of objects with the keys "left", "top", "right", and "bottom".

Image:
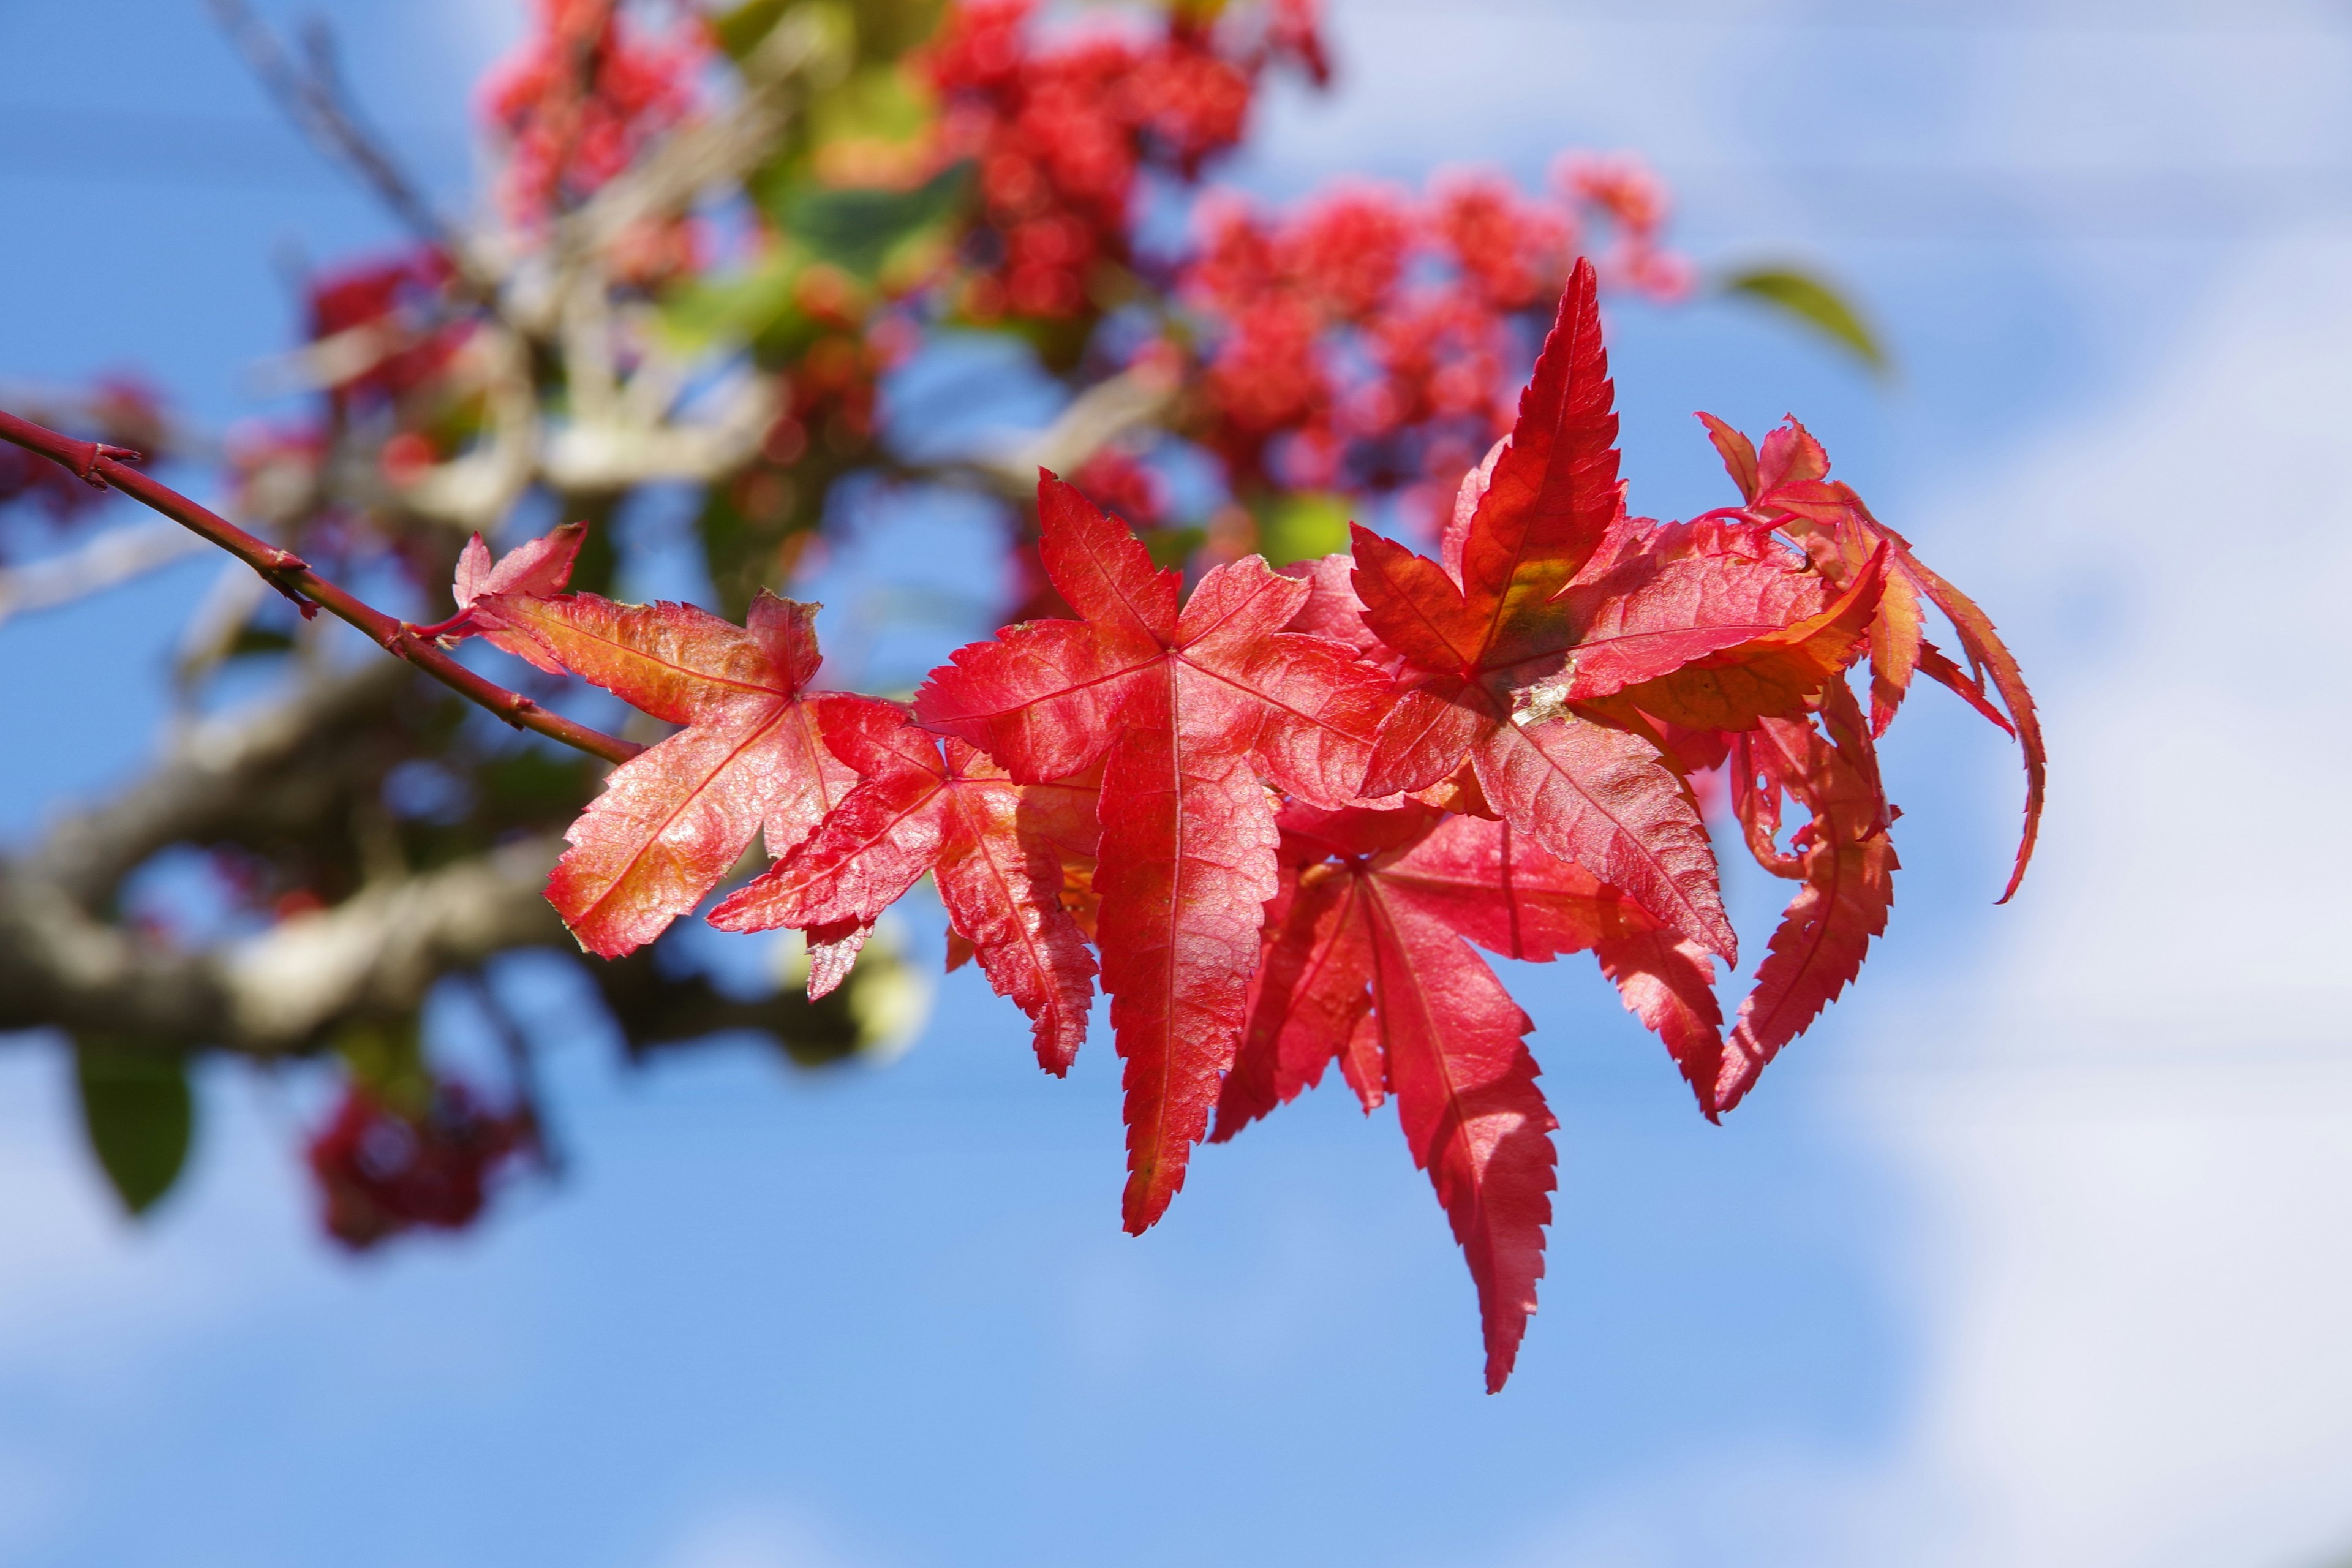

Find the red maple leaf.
[
  {"left": 916, "top": 472, "right": 1395, "bottom": 1232},
  {"left": 465, "top": 586, "right": 881, "bottom": 957},
  {"left": 1698, "top": 412, "right": 2043, "bottom": 900},
  {"left": 1205, "top": 801, "right": 1719, "bottom": 1390},
  {"left": 1348, "top": 260, "right": 1876, "bottom": 963},
  {"left": 419, "top": 519, "right": 586, "bottom": 671},
  {"left": 707, "top": 698, "right": 1099, "bottom": 1072},
  {"left": 374, "top": 257, "right": 2039, "bottom": 1386},
  {"left": 1716, "top": 693, "right": 1898, "bottom": 1111}
]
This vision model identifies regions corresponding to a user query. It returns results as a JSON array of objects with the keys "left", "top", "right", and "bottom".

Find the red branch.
[{"left": 0, "top": 408, "right": 643, "bottom": 767}]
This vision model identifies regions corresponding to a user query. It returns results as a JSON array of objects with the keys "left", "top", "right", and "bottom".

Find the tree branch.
[
  {"left": 3, "top": 825, "right": 871, "bottom": 1065},
  {"left": 221, "top": 836, "right": 568, "bottom": 1047},
  {"left": 28, "top": 660, "right": 411, "bottom": 905},
  {"left": 0, "top": 519, "right": 206, "bottom": 629},
  {"left": 0, "top": 835, "right": 565, "bottom": 1052},
  {"left": 0, "top": 409, "right": 642, "bottom": 767}
]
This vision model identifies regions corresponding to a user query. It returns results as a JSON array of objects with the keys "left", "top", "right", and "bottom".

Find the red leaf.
[
  {"left": 1556, "top": 543, "right": 1832, "bottom": 702},
  {"left": 1915, "top": 639, "right": 2014, "bottom": 737},
  {"left": 454, "top": 520, "right": 586, "bottom": 609},
  {"left": 1469, "top": 713, "right": 1735, "bottom": 960},
  {"left": 1868, "top": 568, "right": 1926, "bottom": 736},
  {"left": 709, "top": 704, "right": 1097, "bottom": 1072},
  {"left": 1335, "top": 273, "right": 1873, "bottom": 962},
  {"left": 1603, "top": 543, "right": 1886, "bottom": 732},
  {"left": 1695, "top": 412, "right": 1759, "bottom": 503},
  {"left": 1371, "top": 812, "right": 1725, "bottom": 1117},
  {"left": 1440, "top": 436, "right": 1508, "bottom": 585},
  {"left": 1756, "top": 419, "right": 1829, "bottom": 492},
  {"left": 1366, "top": 810, "right": 1653, "bottom": 962},
  {"left": 1210, "top": 865, "right": 1375, "bottom": 1141},
  {"left": 1363, "top": 873, "right": 1554, "bottom": 1394},
  {"left": 1899, "top": 557, "right": 2042, "bottom": 902},
  {"left": 1278, "top": 553, "right": 1387, "bottom": 665},
  {"left": 805, "top": 918, "right": 873, "bottom": 1000},
  {"left": 917, "top": 473, "right": 1394, "bottom": 1229},
  {"left": 929, "top": 741, "right": 1098, "bottom": 1073},
  {"left": 467, "top": 590, "right": 872, "bottom": 957},
  {"left": 709, "top": 700, "right": 948, "bottom": 933},
  {"left": 1717, "top": 713, "right": 1897, "bottom": 1112},
  {"left": 1209, "top": 804, "right": 1560, "bottom": 1390},
  {"left": 1730, "top": 414, "right": 2043, "bottom": 900},
  {"left": 445, "top": 521, "right": 586, "bottom": 673},
  {"left": 1095, "top": 730, "right": 1280, "bottom": 1230},
  {"left": 1349, "top": 526, "right": 1486, "bottom": 673},
  {"left": 1595, "top": 929, "right": 1727, "bottom": 1120},
  {"left": 1363, "top": 677, "right": 1487, "bottom": 797},
  {"left": 1457, "top": 258, "right": 1623, "bottom": 649}
]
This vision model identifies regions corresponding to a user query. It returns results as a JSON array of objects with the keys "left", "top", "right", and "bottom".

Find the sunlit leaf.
[{"left": 1721, "top": 265, "right": 1890, "bottom": 375}]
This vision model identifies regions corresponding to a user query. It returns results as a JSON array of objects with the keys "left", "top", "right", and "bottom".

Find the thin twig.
[
  {"left": 0, "top": 409, "right": 642, "bottom": 767},
  {"left": 206, "top": 0, "right": 499, "bottom": 300}
]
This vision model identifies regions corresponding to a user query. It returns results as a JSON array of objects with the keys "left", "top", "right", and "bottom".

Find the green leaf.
[
  {"left": 807, "top": 57, "right": 937, "bottom": 142},
  {"left": 1253, "top": 491, "right": 1353, "bottom": 566},
  {"left": 331, "top": 1014, "right": 434, "bottom": 1118},
  {"left": 711, "top": 0, "right": 791, "bottom": 60},
  {"left": 225, "top": 624, "right": 297, "bottom": 658},
  {"left": 774, "top": 162, "right": 971, "bottom": 279},
  {"left": 1720, "top": 266, "right": 1890, "bottom": 376},
  {"left": 1140, "top": 525, "right": 1205, "bottom": 570},
  {"left": 660, "top": 257, "right": 805, "bottom": 351},
  {"left": 74, "top": 1041, "right": 194, "bottom": 1217}
]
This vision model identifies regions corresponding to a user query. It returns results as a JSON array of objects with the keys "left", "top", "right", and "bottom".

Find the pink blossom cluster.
[
  {"left": 925, "top": 0, "right": 1328, "bottom": 322},
  {"left": 1175, "top": 157, "right": 1692, "bottom": 522}
]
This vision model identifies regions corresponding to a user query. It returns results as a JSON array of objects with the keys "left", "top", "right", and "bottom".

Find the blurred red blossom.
[
  {"left": 307, "top": 1082, "right": 532, "bottom": 1250},
  {"left": 926, "top": 0, "right": 1329, "bottom": 323},
  {"left": 0, "top": 380, "right": 165, "bottom": 534},
  {"left": 1174, "top": 155, "right": 1692, "bottom": 522},
  {"left": 481, "top": 0, "right": 708, "bottom": 228},
  {"left": 304, "top": 249, "right": 470, "bottom": 417}
]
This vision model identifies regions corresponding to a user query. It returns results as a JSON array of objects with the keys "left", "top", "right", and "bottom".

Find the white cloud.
[
  {"left": 655, "top": 1502, "right": 880, "bottom": 1568},
  {"left": 1480, "top": 222, "right": 2352, "bottom": 1568},
  {"left": 1833, "top": 224, "right": 2352, "bottom": 1568}
]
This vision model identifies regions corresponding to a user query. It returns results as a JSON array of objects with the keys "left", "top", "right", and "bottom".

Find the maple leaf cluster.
[
  {"left": 218, "top": 0, "right": 1703, "bottom": 635},
  {"left": 434, "top": 263, "right": 2040, "bottom": 1389}
]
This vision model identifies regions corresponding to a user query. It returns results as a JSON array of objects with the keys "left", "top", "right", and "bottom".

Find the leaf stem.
[{"left": 0, "top": 408, "right": 643, "bottom": 767}]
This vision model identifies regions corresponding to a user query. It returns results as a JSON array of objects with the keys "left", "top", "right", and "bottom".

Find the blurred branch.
[
  {"left": 28, "top": 660, "right": 409, "bottom": 905},
  {"left": 552, "top": 7, "right": 843, "bottom": 275},
  {"left": 0, "top": 521, "right": 206, "bottom": 630},
  {"left": 204, "top": 1, "right": 840, "bottom": 522},
  {"left": 543, "top": 367, "right": 780, "bottom": 494},
  {"left": 966, "top": 366, "right": 1177, "bottom": 494},
  {"left": 395, "top": 322, "right": 546, "bottom": 527},
  {"left": 0, "top": 409, "right": 642, "bottom": 766},
  {"left": 221, "top": 835, "right": 567, "bottom": 1046},
  {"left": 0, "top": 834, "right": 565, "bottom": 1053},
  {"left": 206, "top": 0, "right": 500, "bottom": 298}
]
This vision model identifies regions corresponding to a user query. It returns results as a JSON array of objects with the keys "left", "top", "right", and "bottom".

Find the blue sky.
[{"left": 3, "top": 2, "right": 2352, "bottom": 1566}]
